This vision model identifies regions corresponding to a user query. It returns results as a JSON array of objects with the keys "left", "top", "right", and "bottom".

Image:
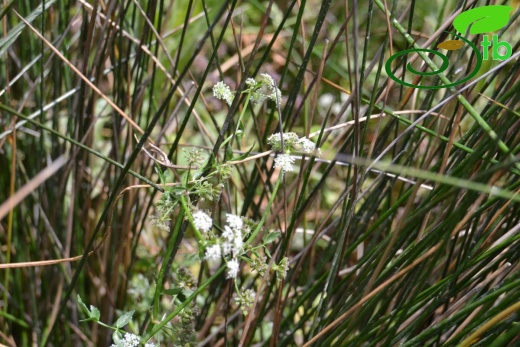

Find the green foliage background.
[{"left": 0, "top": 0, "right": 519, "bottom": 346}]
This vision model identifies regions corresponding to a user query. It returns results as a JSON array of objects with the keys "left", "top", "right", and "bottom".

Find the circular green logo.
[{"left": 385, "top": 32, "right": 482, "bottom": 89}]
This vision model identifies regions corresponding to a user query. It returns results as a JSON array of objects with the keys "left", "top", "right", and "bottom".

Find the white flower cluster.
[
  {"left": 298, "top": 137, "right": 317, "bottom": 153},
  {"left": 267, "top": 132, "right": 318, "bottom": 154},
  {"left": 223, "top": 214, "right": 246, "bottom": 279},
  {"left": 226, "top": 213, "right": 243, "bottom": 230},
  {"left": 226, "top": 258, "right": 240, "bottom": 279},
  {"left": 203, "top": 213, "right": 249, "bottom": 279},
  {"left": 213, "top": 81, "right": 234, "bottom": 106},
  {"left": 193, "top": 210, "right": 213, "bottom": 233},
  {"left": 267, "top": 132, "right": 300, "bottom": 151},
  {"left": 204, "top": 244, "right": 221, "bottom": 261},
  {"left": 247, "top": 73, "right": 282, "bottom": 105},
  {"left": 267, "top": 133, "right": 319, "bottom": 174},
  {"left": 222, "top": 215, "right": 244, "bottom": 256},
  {"left": 212, "top": 73, "right": 282, "bottom": 107},
  {"left": 110, "top": 333, "right": 156, "bottom": 347},
  {"left": 274, "top": 154, "right": 295, "bottom": 174}
]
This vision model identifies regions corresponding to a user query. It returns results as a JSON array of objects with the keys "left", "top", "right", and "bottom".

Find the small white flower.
[
  {"left": 226, "top": 214, "right": 243, "bottom": 231},
  {"left": 110, "top": 333, "right": 140, "bottom": 347},
  {"left": 267, "top": 132, "right": 300, "bottom": 151},
  {"left": 213, "top": 81, "right": 234, "bottom": 106},
  {"left": 205, "top": 244, "right": 221, "bottom": 261},
  {"left": 222, "top": 240, "right": 233, "bottom": 256},
  {"left": 274, "top": 154, "right": 295, "bottom": 174},
  {"left": 267, "top": 133, "right": 283, "bottom": 148},
  {"left": 260, "top": 73, "right": 282, "bottom": 104},
  {"left": 269, "top": 87, "right": 282, "bottom": 104},
  {"left": 193, "top": 210, "right": 213, "bottom": 233},
  {"left": 250, "top": 91, "right": 267, "bottom": 104},
  {"left": 245, "top": 78, "right": 257, "bottom": 86},
  {"left": 260, "top": 73, "right": 275, "bottom": 87},
  {"left": 260, "top": 73, "right": 281, "bottom": 106},
  {"left": 226, "top": 258, "right": 240, "bottom": 279},
  {"left": 145, "top": 344, "right": 157, "bottom": 347},
  {"left": 125, "top": 333, "right": 140, "bottom": 347},
  {"left": 246, "top": 73, "right": 282, "bottom": 106},
  {"left": 233, "top": 232, "right": 243, "bottom": 254},
  {"left": 220, "top": 225, "right": 243, "bottom": 255},
  {"left": 298, "top": 137, "right": 316, "bottom": 153},
  {"left": 222, "top": 225, "right": 235, "bottom": 240}
]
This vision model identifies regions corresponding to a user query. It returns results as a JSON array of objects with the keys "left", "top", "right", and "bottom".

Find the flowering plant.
[{"left": 78, "top": 73, "right": 319, "bottom": 345}]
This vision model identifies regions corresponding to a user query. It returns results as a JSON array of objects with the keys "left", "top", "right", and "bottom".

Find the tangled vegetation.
[{"left": 1, "top": 0, "right": 519, "bottom": 346}]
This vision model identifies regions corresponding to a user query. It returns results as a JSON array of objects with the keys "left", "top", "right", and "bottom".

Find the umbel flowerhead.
[
  {"left": 267, "top": 132, "right": 300, "bottom": 152},
  {"left": 200, "top": 212, "right": 252, "bottom": 280},
  {"left": 273, "top": 154, "right": 295, "bottom": 174},
  {"left": 267, "top": 133, "right": 320, "bottom": 175},
  {"left": 212, "top": 73, "right": 282, "bottom": 107},
  {"left": 246, "top": 73, "right": 282, "bottom": 106},
  {"left": 267, "top": 132, "right": 318, "bottom": 154},
  {"left": 213, "top": 81, "right": 234, "bottom": 106}
]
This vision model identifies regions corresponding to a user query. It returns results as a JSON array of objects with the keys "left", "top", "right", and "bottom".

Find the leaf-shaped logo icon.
[
  {"left": 453, "top": 5, "right": 513, "bottom": 35},
  {"left": 437, "top": 40, "right": 464, "bottom": 50}
]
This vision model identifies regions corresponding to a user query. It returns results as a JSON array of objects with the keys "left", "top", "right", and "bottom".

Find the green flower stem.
[
  {"left": 218, "top": 134, "right": 234, "bottom": 149},
  {"left": 247, "top": 174, "right": 283, "bottom": 244},
  {"left": 219, "top": 90, "right": 252, "bottom": 151},
  {"left": 374, "top": 0, "right": 519, "bottom": 170},
  {"left": 94, "top": 321, "right": 114, "bottom": 330},
  {"left": 179, "top": 195, "right": 205, "bottom": 245},
  {"left": 235, "top": 91, "right": 251, "bottom": 134},
  {"left": 143, "top": 265, "right": 225, "bottom": 342},
  {"left": 234, "top": 280, "right": 241, "bottom": 297},
  {"left": 151, "top": 210, "right": 184, "bottom": 320}
]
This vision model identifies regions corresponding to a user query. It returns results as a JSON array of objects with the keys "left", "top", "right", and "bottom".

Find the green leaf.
[
  {"left": 225, "top": 145, "right": 233, "bottom": 161},
  {"left": 77, "top": 295, "right": 90, "bottom": 316},
  {"left": 236, "top": 122, "right": 244, "bottom": 140},
  {"left": 163, "top": 287, "right": 183, "bottom": 296},
  {"left": 192, "top": 156, "right": 211, "bottom": 180},
  {"left": 232, "top": 143, "right": 256, "bottom": 161},
  {"left": 264, "top": 246, "right": 272, "bottom": 258},
  {"left": 178, "top": 289, "right": 193, "bottom": 303},
  {"left": 169, "top": 185, "right": 186, "bottom": 196},
  {"left": 89, "top": 306, "right": 100, "bottom": 321},
  {"left": 155, "top": 164, "right": 166, "bottom": 185},
  {"left": 77, "top": 296, "right": 98, "bottom": 322},
  {"left": 112, "top": 330, "right": 123, "bottom": 345},
  {"left": 263, "top": 231, "right": 281, "bottom": 245},
  {"left": 114, "top": 310, "right": 135, "bottom": 329}
]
